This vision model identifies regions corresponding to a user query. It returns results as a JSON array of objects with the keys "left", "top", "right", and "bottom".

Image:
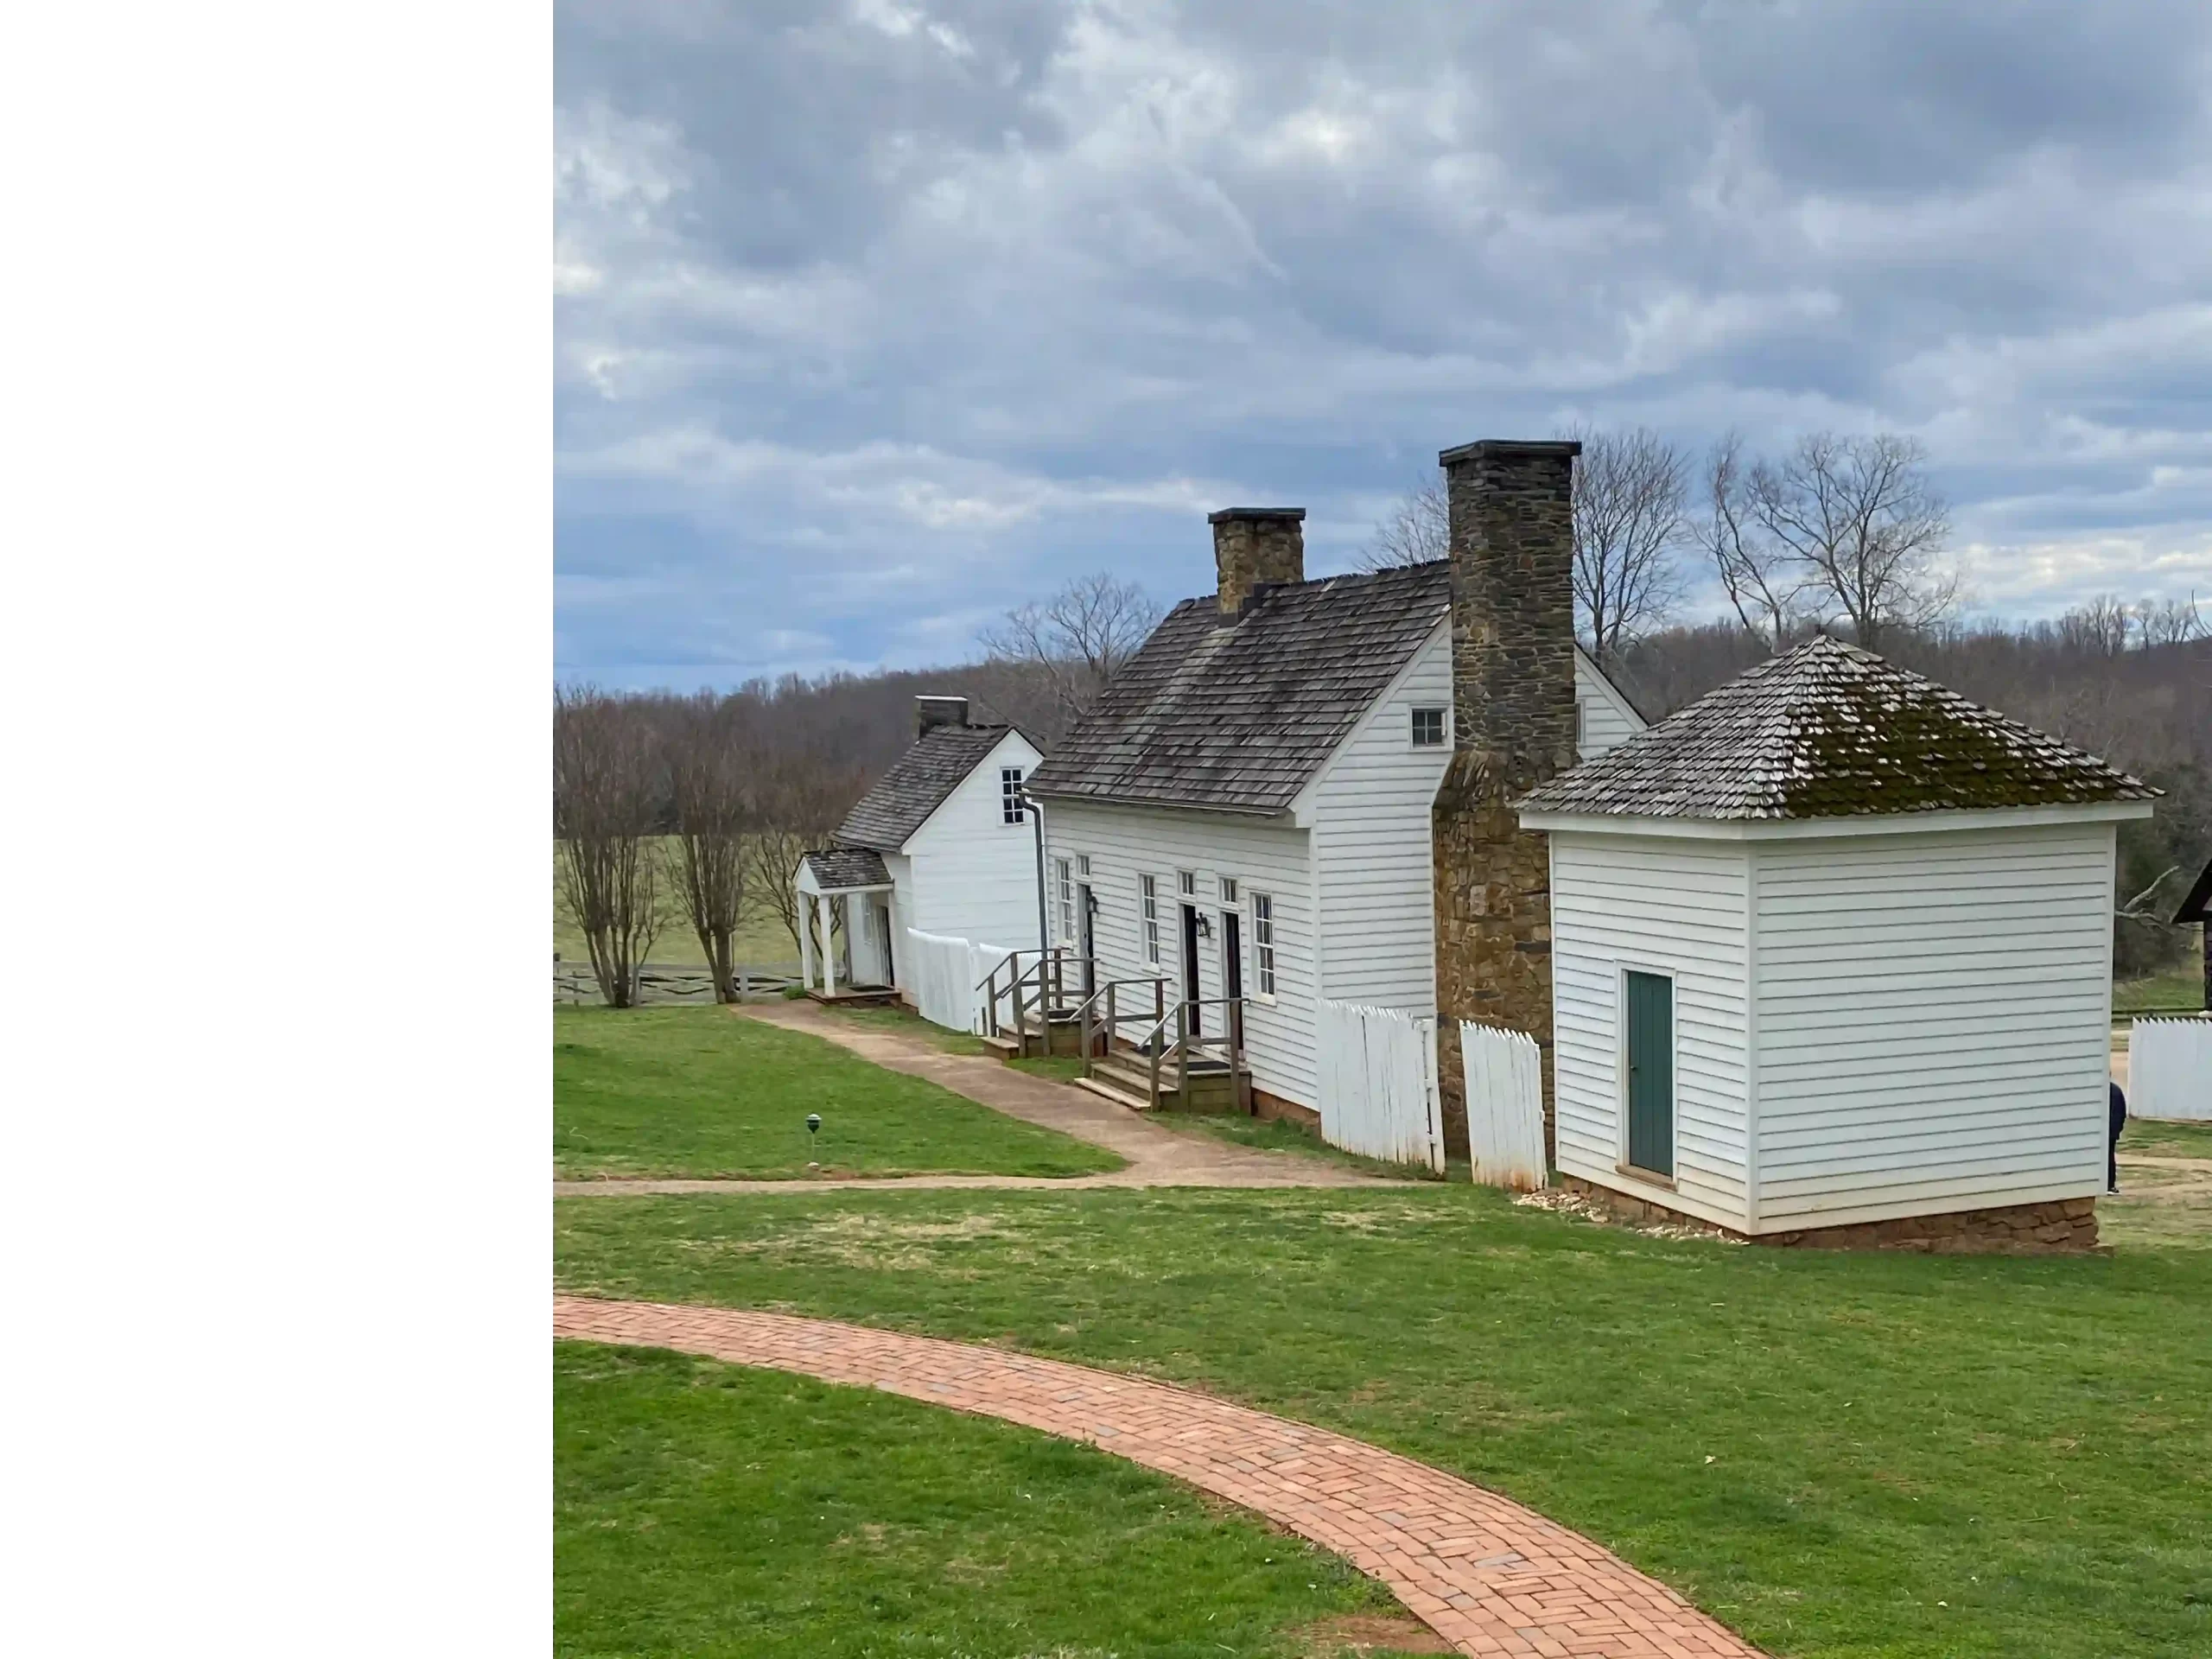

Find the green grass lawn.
[
  {"left": 556, "top": 1341, "right": 1437, "bottom": 1658},
  {"left": 2122, "top": 1117, "right": 2212, "bottom": 1160},
  {"left": 555, "top": 1007, "right": 1121, "bottom": 1180},
  {"left": 558, "top": 1185, "right": 2212, "bottom": 1659},
  {"left": 2114, "top": 967, "right": 2206, "bottom": 1015}
]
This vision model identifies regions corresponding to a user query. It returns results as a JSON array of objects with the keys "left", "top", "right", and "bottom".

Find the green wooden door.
[{"left": 1625, "top": 970, "right": 1675, "bottom": 1177}]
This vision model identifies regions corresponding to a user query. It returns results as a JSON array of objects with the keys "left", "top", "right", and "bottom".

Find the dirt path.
[
  {"left": 556, "top": 1296, "right": 1765, "bottom": 1659},
  {"left": 555, "top": 1000, "right": 1394, "bottom": 1194}
]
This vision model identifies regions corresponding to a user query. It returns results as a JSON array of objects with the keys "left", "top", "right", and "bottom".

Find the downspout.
[{"left": 1033, "top": 794, "right": 1049, "bottom": 958}]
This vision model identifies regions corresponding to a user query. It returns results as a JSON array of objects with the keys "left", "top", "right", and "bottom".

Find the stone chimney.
[
  {"left": 916, "top": 694, "right": 969, "bottom": 737},
  {"left": 1208, "top": 507, "right": 1306, "bottom": 617},
  {"left": 1429, "top": 439, "right": 1580, "bottom": 1166}
]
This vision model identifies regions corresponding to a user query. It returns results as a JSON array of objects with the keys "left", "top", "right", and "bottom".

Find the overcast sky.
[{"left": 555, "top": 0, "right": 2212, "bottom": 689}]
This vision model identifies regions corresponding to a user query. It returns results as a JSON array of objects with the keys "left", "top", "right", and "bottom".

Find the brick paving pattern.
[{"left": 556, "top": 1296, "right": 1764, "bottom": 1658}]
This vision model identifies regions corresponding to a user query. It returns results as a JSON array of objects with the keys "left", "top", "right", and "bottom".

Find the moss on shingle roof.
[{"left": 1516, "top": 635, "right": 2158, "bottom": 822}]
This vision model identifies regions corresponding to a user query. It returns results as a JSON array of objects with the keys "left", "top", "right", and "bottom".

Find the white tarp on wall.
[
  {"left": 904, "top": 928, "right": 1024, "bottom": 1035},
  {"left": 2132, "top": 1016, "right": 2212, "bottom": 1122},
  {"left": 1458, "top": 1020, "right": 1548, "bottom": 1191},
  {"left": 1317, "top": 1000, "right": 1444, "bottom": 1173}
]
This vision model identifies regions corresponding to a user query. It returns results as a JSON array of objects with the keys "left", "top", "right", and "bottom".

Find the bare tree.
[
  {"left": 1697, "top": 432, "right": 1804, "bottom": 651},
  {"left": 2138, "top": 592, "right": 2207, "bottom": 646},
  {"left": 663, "top": 695, "right": 753, "bottom": 1002},
  {"left": 1564, "top": 425, "right": 1690, "bottom": 660},
  {"left": 979, "top": 573, "right": 1161, "bottom": 728},
  {"left": 1745, "top": 432, "right": 1955, "bottom": 652},
  {"left": 553, "top": 687, "right": 665, "bottom": 1008},
  {"left": 747, "top": 752, "right": 866, "bottom": 957},
  {"left": 1357, "top": 475, "right": 1449, "bottom": 569},
  {"left": 2057, "top": 595, "right": 2134, "bottom": 658}
]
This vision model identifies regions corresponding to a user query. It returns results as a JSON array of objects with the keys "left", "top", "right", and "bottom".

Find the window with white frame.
[
  {"left": 1178, "top": 869, "right": 1196, "bottom": 897},
  {"left": 1140, "top": 874, "right": 1160, "bottom": 964},
  {"left": 1077, "top": 854, "right": 1090, "bottom": 878},
  {"left": 1001, "top": 768, "right": 1026, "bottom": 823},
  {"left": 1575, "top": 699, "right": 1587, "bottom": 749},
  {"left": 1411, "top": 706, "right": 1446, "bottom": 747},
  {"left": 1055, "top": 857, "right": 1074, "bottom": 944},
  {"left": 1218, "top": 875, "right": 1237, "bottom": 904},
  {"left": 1250, "top": 893, "right": 1275, "bottom": 995}
]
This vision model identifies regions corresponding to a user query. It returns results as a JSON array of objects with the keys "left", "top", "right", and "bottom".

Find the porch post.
[
  {"left": 821, "top": 895, "right": 838, "bottom": 996},
  {"left": 798, "top": 889, "right": 817, "bottom": 989}
]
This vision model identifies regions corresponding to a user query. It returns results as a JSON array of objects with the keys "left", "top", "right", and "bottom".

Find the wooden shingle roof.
[
  {"left": 1517, "top": 635, "right": 2157, "bottom": 822},
  {"left": 799, "top": 847, "right": 892, "bottom": 890},
  {"left": 1024, "top": 563, "right": 1452, "bottom": 817},
  {"left": 834, "top": 723, "right": 1014, "bottom": 851}
]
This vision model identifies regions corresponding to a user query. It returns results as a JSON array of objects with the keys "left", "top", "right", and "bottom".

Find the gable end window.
[
  {"left": 1001, "top": 767, "right": 1026, "bottom": 824},
  {"left": 1411, "top": 707, "right": 1446, "bottom": 748}
]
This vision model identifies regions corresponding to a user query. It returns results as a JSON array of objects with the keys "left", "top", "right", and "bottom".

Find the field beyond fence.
[{"left": 554, "top": 961, "right": 799, "bottom": 1005}]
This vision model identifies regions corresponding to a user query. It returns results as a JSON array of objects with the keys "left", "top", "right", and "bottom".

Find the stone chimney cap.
[
  {"left": 1437, "top": 438, "right": 1583, "bottom": 467},
  {"left": 1206, "top": 506, "right": 1307, "bottom": 524}
]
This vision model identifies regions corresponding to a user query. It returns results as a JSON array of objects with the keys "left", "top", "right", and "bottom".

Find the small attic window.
[
  {"left": 1001, "top": 767, "right": 1026, "bottom": 824},
  {"left": 1411, "top": 707, "right": 1446, "bottom": 748}
]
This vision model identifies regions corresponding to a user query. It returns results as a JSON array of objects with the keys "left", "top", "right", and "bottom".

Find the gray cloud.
[{"left": 556, "top": 0, "right": 2212, "bottom": 686}]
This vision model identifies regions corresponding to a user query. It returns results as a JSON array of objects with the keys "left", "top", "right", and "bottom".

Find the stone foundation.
[{"left": 1560, "top": 1175, "right": 2101, "bottom": 1253}]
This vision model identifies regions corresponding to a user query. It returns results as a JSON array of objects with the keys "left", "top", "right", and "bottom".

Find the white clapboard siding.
[
  {"left": 1573, "top": 650, "right": 1643, "bottom": 760},
  {"left": 1549, "top": 833, "right": 1751, "bottom": 1230},
  {"left": 1043, "top": 800, "right": 1318, "bottom": 1107},
  {"left": 1318, "top": 1000, "right": 1443, "bottom": 1172},
  {"left": 2132, "top": 1017, "right": 2212, "bottom": 1121},
  {"left": 1307, "top": 626, "right": 1453, "bottom": 1010},
  {"left": 1301, "top": 634, "right": 1651, "bottom": 1015},
  {"left": 1752, "top": 823, "right": 2113, "bottom": 1227},
  {"left": 903, "top": 730, "right": 1045, "bottom": 950},
  {"left": 1459, "top": 1021, "right": 1547, "bottom": 1190}
]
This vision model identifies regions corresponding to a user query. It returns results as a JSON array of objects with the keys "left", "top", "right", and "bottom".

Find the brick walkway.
[{"left": 556, "top": 1296, "right": 1764, "bottom": 1658}]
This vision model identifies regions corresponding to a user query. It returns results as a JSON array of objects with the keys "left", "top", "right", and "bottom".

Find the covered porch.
[{"left": 795, "top": 848, "right": 899, "bottom": 1003}]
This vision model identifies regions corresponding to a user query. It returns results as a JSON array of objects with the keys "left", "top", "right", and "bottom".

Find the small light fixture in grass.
[{"left": 806, "top": 1112, "right": 822, "bottom": 1171}]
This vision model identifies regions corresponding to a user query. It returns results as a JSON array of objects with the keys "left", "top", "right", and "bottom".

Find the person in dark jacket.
[{"left": 2109, "top": 1078, "right": 2128, "bottom": 1194}]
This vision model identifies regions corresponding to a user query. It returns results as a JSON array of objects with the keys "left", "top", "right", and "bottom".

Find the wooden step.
[
  {"left": 979, "top": 1033, "right": 1021, "bottom": 1058},
  {"left": 1073, "top": 1074, "right": 1156, "bottom": 1113}
]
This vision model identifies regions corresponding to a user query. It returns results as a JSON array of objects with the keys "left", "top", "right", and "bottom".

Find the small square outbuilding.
[{"left": 1517, "top": 636, "right": 2158, "bottom": 1245}]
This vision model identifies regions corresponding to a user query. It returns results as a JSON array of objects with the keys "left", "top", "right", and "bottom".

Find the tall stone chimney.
[
  {"left": 1208, "top": 507, "right": 1306, "bottom": 616},
  {"left": 1429, "top": 439, "right": 1580, "bottom": 1166},
  {"left": 916, "top": 694, "right": 969, "bottom": 737}
]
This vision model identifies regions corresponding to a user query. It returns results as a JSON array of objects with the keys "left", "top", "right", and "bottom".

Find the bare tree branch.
[
  {"left": 979, "top": 573, "right": 1161, "bottom": 728},
  {"left": 664, "top": 694, "right": 754, "bottom": 1002},
  {"left": 1745, "top": 431, "right": 1955, "bottom": 652},
  {"left": 1357, "top": 475, "right": 1449, "bottom": 570},
  {"left": 747, "top": 751, "right": 866, "bottom": 957},
  {"left": 553, "top": 687, "right": 665, "bottom": 1007},
  {"left": 2118, "top": 866, "right": 2182, "bottom": 921},
  {"left": 1697, "top": 431, "right": 1803, "bottom": 651},
  {"left": 1562, "top": 424, "right": 1690, "bottom": 659}
]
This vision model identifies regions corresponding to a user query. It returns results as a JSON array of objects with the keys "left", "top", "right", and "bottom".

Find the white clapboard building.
[
  {"left": 1516, "top": 636, "right": 2159, "bottom": 1243},
  {"left": 1021, "top": 506, "right": 1642, "bottom": 1118},
  {"left": 797, "top": 696, "right": 1044, "bottom": 1000}
]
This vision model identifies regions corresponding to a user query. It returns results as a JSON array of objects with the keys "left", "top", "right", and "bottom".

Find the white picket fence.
[
  {"left": 2132, "top": 1016, "right": 2212, "bottom": 1121},
  {"left": 1458, "top": 1020, "right": 1548, "bottom": 1191},
  {"left": 1316, "top": 1001, "right": 1444, "bottom": 1173},
  {"left": 902, "top": 927, "right": 1024, "bottom": 1035}
]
